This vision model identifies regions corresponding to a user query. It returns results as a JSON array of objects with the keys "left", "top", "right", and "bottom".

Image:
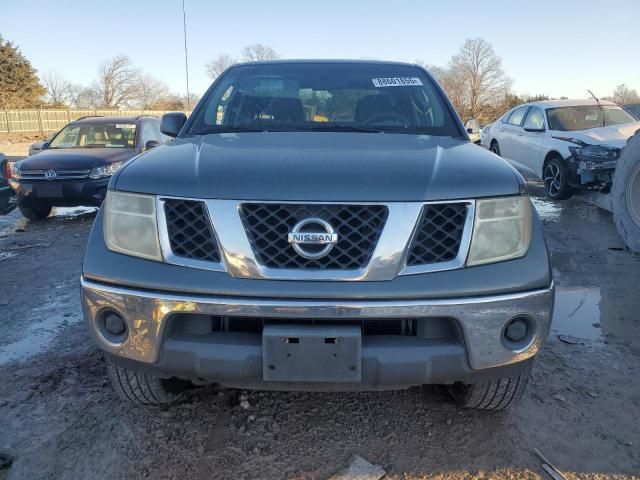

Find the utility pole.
[{"left": 182, "top": 0, "right": 190, "bottom": 111}]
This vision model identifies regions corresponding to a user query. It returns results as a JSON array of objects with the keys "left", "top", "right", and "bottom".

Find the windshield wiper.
[
  {"left": 191, "top": 126, "right": 266, "bottom": 135},
  {"left": 296, "top": 124, "right": 387, "bottom": 133}
]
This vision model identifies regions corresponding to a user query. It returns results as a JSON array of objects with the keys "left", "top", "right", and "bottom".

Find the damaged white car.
[
  {"left": 485, "top": 99, "right": 640, "bottom": 252},
  {"left": 484, "top": 99, "right": 639, "bottom": 199}
]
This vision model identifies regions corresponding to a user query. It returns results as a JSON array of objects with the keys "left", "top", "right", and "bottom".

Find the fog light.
[
  {"left": 105, "top": 313, "right": 126, "bottom": 335},
  {"left": 505, "top": 318, "right": 528, "bottom": 342},
  {"left": 502, "top": 316, "right": 534, "bottom": 350}
]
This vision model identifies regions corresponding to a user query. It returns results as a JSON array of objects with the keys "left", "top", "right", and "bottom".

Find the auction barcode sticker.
[{"left": 372, "top": 77, "right": 423, "bottom": 87}]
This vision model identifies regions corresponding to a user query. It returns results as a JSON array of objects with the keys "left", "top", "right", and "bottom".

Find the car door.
[
  {"left": 499, "top": 106, "right": 530, "bottom": 169},
  {"left": 517, "top": 106, "right": 547, "bottom": 176}
]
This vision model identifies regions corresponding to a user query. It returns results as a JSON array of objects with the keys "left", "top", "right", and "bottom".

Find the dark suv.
[{"left": 9, "top": 115, "right": 166, "bottom": 220}]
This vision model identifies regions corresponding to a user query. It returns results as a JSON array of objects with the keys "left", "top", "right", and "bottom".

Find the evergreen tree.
[{"left": 0, "top": 35, "right": 45, "bottom": 108}]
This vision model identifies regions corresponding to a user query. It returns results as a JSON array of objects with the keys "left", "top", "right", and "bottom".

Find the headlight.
[
  {"left": 104, "top": 191, "right": 162, "bottom": 261},
  {"left": 467, "top": 196, "right": 532, "bottom": 266},
  {"left": 89, "top": 161, "right": 124, "bottom": 179},
  {"left": 10, "top": 162, "right": 20, "bottom": 179}
]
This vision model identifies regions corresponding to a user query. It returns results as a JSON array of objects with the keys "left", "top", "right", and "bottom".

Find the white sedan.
[{"left": 483, "top": 99, "right": 640, "bottom": 199}]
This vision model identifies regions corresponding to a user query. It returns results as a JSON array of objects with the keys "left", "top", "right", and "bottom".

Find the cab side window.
[
  {"left": 508, "top": 106, "right": 529, "bottom": 126},
  {"left": 523, "top": 108, "right": 545, "bottom": 130}
]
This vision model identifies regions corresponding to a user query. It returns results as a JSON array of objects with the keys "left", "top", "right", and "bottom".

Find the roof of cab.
[{"left": 231, "top": 59, "right": 419, "bottom": 68}]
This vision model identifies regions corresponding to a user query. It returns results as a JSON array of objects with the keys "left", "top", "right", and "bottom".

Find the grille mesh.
[
  {"left": 163, "top": 199, "right": 221, "bottom": 263},
  {"left": 240, "top": 203, "right": 388, "bottom": 270},
  {"left": 406, "top": 203, "right": 469, "bottom": 266}
]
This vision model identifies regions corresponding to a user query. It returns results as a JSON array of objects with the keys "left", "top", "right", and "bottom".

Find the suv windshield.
[
  {"left": 186, "top": 62, "right": 459, "bottom": 136},
  {"left": 48, "top": 123, "right": 137, "bottom": 149},
  {"left": 546, "top": 105, "right": 636, "bottom": 131}
]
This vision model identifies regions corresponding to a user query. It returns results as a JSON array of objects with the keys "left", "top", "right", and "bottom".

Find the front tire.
[
  {"left": 490, "top": 140, "right": 501, "bottom": 156},
  {"left": 107, "top": 362, "right": 191, "bottom": 406},
  {"left": 543, "top": 157, "right": 574, "bottom": 200},
  {"left": 612, "top": 130, "right": 640, "bottom": 252},
  {"left": 448, "top": 367, "right": 530, "bottom": 410},
  {"left": 18, "top": 203, "right": 52, "bottom": 220}
]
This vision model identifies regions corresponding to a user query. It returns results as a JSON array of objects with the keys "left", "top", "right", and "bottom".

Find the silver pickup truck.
[{"left": 81, "top": 60, "right": 554, "bottom": 410}]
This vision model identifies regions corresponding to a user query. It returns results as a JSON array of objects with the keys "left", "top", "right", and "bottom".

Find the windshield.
[
  {"left": 48, "top": 123, "right": 137, "bottom": 149},
  {"left": 186, "top": 63, "right": 460, "bottom": 136},
  {"left": 546, "top": 105, "right": 636, "bottom": 131}
]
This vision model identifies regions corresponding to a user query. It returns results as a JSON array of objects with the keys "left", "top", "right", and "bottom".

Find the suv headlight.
[
  {"left": 467, "top": 196, "right": 532, "bottom": 266},
  {"left": 9, "top": 162, "right": 20, "bottom": 179},
  {"left": 104, "top": 191, "right": 162, "bottom": 261},
  {"left": 89, "top": 161, "right": 124, "bottom": 179}
]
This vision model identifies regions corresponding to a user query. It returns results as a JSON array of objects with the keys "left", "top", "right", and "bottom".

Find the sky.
[{"left": 1, "top": 0, "right": 639, "bottom": 100}]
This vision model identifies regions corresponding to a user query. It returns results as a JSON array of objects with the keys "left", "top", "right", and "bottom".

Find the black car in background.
[
  {"left": 0, "top": 153, "right": 16, "bottom": 215},
  {"left": 9, "top": 115, "right": 167, "bottom": 220}
]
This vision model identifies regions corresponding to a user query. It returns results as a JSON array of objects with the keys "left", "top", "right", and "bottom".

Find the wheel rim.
[
  {"left": 626, "top": 162, "right": 640, "bottom": 227},
  {"left": 544, "top": 163, "right": 562, "bottom": 197}
]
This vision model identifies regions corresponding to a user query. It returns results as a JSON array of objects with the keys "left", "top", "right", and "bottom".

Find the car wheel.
[
  {"left": 612, "top": 130, "right": 640, "bottom": 253},
  {"left": 448, "top": 366, "right": 530, "bottom": 411},
  {"left": 543, "top": 157, "right": 574, "bottom": 200},
  {"left": 18, "top": 204, "right": 52, "bottom": 220},
  {"left": 107, "top": 362, "right": 192, "bottom": 406},
  {"left": 490, "top": 141, "right": 500, "bottom": 156}
]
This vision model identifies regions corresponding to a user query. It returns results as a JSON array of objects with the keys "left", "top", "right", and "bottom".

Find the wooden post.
[
  {"left": 5, "top": 110, "right": 10, "bottom": 133},
  {"left": 37, "top": 109, "right": 43, "bottom": 133}
]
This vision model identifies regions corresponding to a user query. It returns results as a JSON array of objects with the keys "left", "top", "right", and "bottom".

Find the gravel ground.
[{"left": 0, "top": 179, "right": 639, "bottom": 479}]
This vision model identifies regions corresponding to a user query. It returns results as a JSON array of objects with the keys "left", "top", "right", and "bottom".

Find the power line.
[{"left": 182, "top": 0, "right": 190, "bottom": 111}]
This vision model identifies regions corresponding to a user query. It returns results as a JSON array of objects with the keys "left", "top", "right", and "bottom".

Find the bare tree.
[
  {"left": 205, "top": 53, "right": 236, "bottom": 80},
  {"left": 612, "top": 84, "right": 640, "bottom": 105},
  {"left": 41, "top": 70, "right": 77, "bottom": 107},
  {"left": 136, "top": 74, "right": 171, "bottom": 109},
  {"left": 94, "top": 55, "right": 141, "bottom": 108},
  {"left": 241, "top": 44, "right": 280, "bottom": 62},
  {"left": 448, "top": 38, "right": 512, "bottom": 120}
]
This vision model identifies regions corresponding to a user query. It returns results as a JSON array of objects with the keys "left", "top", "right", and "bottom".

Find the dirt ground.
[{"left": 0, "top": 173, "right": 639, "bottom": 479}]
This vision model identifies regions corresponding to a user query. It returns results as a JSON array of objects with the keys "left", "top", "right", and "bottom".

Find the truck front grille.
[
  {"left": 163, "top": 199, "right": 221, "bottom": 263},
  {"left": 240, "top": 203, "right": 388, "bottom": 270},
  {"left": 19, "top": 168, "right": 91, "bottom": 180},
  {"left": 406, "top": 203, "right": 469, "bottom": 266}
]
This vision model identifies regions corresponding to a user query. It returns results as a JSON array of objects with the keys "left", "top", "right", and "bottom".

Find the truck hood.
[
  {"left": 555, "top": 121, "right": 640, "bottom": 148},
  {"left": 17, "top": 148, "right": 136, "bottom": 170},
  {"left": 114, "top": 132, "right": 522, "bottom": 202}
]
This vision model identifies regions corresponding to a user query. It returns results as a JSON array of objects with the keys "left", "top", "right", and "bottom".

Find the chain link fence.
[{"left": 0, "top": 110, "right": 190, "bottom": 134}]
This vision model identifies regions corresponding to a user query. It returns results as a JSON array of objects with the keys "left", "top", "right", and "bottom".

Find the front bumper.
[
  {"left": 10, "top": 178, "right": 109, "bottom": 207},
  {"left": 81, "top": 277, "right": 554, "bottom": 389}
]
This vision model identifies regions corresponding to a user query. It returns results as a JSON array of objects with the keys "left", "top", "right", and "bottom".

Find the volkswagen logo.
[
  {"left": 44, "top": 170, "right": 57, "bottom": 181},
  {"left": 288, "top": 218, "right": 338, "bottom": 259}
]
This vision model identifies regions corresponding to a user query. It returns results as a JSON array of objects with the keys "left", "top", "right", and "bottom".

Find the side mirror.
[
  {"left": 524, "top": 127, "right": 545, "bottom": 133},
  {"left": 41, "top": 141, "right": 50, "bottom": 150},
  {"left": 160, "top": 112, "right": 187, "bottom": 138},
  {"left": 144, "top": 140, "right": 160, "bottom": 151}
]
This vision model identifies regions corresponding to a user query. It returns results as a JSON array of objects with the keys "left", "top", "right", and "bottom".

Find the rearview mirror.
[
  {"left": 160, "top": 112, "right": 187, "bottom": 138},
  {"left": 144, "top": 140, "right": 160, "bottom": 151},
  {"left": 41, "top": 141, "right": 50, "bottom": 150}
]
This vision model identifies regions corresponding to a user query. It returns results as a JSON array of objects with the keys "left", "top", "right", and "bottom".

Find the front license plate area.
[
  {"left": 262, "top": 325, "right": 361, "bottom": 382},
  {"left": 36, "top": 184, "right": 63, "bottom": 198}
]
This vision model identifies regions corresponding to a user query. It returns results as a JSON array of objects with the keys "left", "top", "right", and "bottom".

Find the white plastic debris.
[{"left": 327, "top": 455, "right": 385, "bottom": 480}]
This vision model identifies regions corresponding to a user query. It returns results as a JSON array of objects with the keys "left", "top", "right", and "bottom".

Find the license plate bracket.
[
  {"left": 36, "top": 184, "right": 63, "bottom": 198},
  {"left": 262, "top": 325, "right": 361, "bottom": 382}
]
